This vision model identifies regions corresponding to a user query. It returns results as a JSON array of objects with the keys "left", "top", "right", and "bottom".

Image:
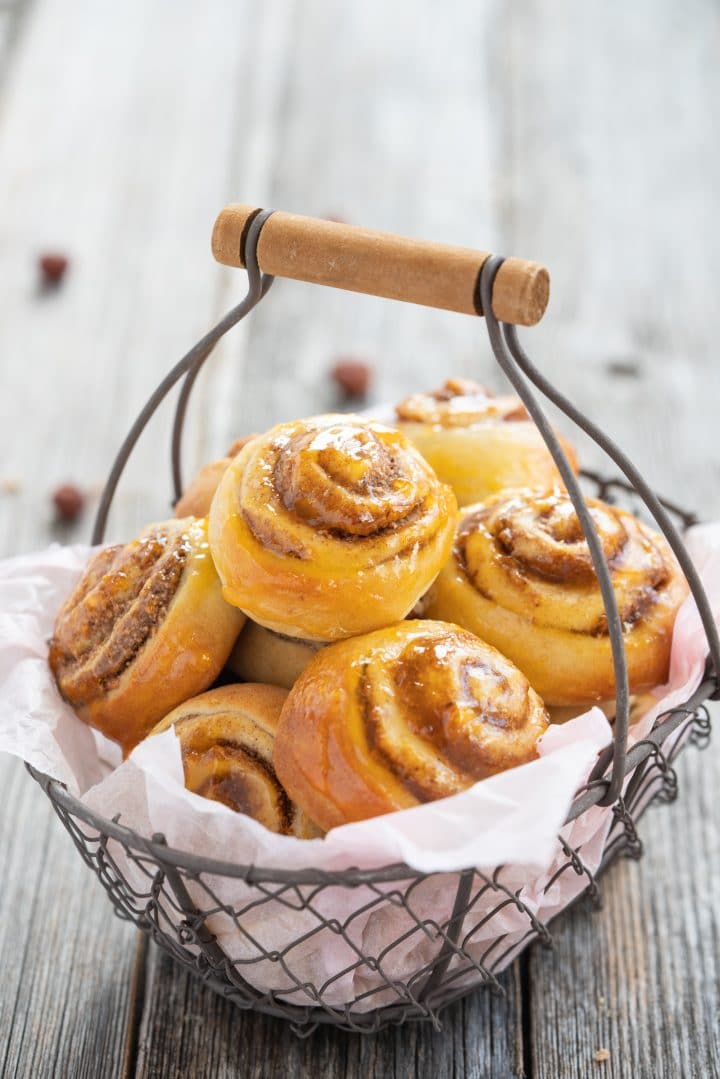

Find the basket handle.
[{"left": 211, "top": 204, "right": 550, "bottom": 327}]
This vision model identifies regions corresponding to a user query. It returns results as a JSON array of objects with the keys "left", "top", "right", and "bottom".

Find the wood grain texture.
[
  {"left": 491, "top": 0, "right": 720, "bottom": 513},
  {"left": 500, "top": 1, "right": 720, "bottom": 1075},
  {"left": 528, "top": 750, "right": 720, "bottom": 1079},
  {"left": 0, "top": 0, "right": 718, "bottom": 1076},
  {"left": 211, "top": 204, "right": 550, "bottom": 325},
  {"left": 0, "top": 756, "right": 137, "bottom": 1079},
  {"left": 527, "top": 751, "right": 720, "bottom": 1079},
  {"left": 135, "top": 948, "right": 524, "bottom": 1079}
]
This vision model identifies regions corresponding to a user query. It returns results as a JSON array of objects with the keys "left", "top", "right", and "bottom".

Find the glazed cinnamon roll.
[
  {"left": 227, "top": 621, "right": 323, "bottom": 690},
  {"left": 175, "top": 434, "right": 256, "bottom": 518},
  {"left": 395, "top": 378, "right": 579, "bottom": 506},
  {"left": 273, "top": 620, "right": 549, "bottom": 830},
  {"left": 425, "top": 490, "right": 689, "bottom": 706},
  {"left": 208, "top": 414, "right": 458, "bottom": 641},
  {"left": 49, "top": 518, "right": 245, "bottom": 754},
  {"left": 151, "top": 684, "right": 319, "bottom": 837}
]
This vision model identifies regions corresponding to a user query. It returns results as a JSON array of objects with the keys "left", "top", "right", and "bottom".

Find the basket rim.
[{"left": 25, "top": 677, "right": 715, "bottom": 886}]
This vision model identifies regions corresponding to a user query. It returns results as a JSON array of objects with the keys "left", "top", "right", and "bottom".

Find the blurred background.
[{"left": 1, "top": 0, "right": 718, "bottom": 556}]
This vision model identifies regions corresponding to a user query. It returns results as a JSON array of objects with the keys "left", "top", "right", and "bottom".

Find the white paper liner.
[{"left": 1, "top": 527, "right": 717, "bottom": 1010}]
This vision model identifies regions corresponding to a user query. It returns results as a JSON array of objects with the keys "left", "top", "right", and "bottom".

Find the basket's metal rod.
[
  {"left": 566, "top": 677, "right": 713, "bottom": 819},
  {"left": 480, "top": 255, "right": 630, "bottom": 807},
  {"left": 417, "top": 868, "right": 475, "bottom": 1005},
  {"left": 170, "top": 270, "right": 275, "bottom": 502},
  {"left": 91, "top": 209, "right": 276, "bottom": 544},
  {"left": 503, "top": 322, "right": 720, "bottom": 689},
  {"left": 150, "top": 833, "right": 266, "bottom": 1004}
]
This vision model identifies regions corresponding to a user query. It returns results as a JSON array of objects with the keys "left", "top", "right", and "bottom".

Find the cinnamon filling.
[
  {"left": 184, "top": 738, "right": 294, "bottom": 833},
  {"left": 395, "top": 379, "right": 528, "bottom": 426},
  {"left": 455, "top": 494, "right": 672, "bottom": 638},
  {"left": 358, "top": 668, "right": 445, "bottom": 803},
  {"left": 271, "top": 423, "right": 428, "bottom": 536},
  {"left": 358, "top": 631, "right": 545, "bottom": 800},
  {"left": 49, "top": 528, "right": 190, "bottom": 704},
  {"left": 243, "top": 424, "right": 437, "bottom": 551}
]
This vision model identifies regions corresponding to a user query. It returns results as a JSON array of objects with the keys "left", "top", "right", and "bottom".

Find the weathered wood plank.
[
  {"left": 0, "top": 0, "right": 282, "bottom": 548},
  {"left": 0, "top": 1, "right": 31, "bottom": 98},
  {"left": 502, "top": 1, "right": 720, "bottom": 1075},
  {"left": 134, "top": 946, "right": 524, "bottom": 1079},
  {"left": 0, "top": 756, "right": 138, "bottom": 1079},
  {"left": 495, "top": 0, "right": 720, "bottom": 513},
  {"left": 527, "top": 748, "right": 720, "bottom": 1079},
  {"left": 0, "top": 1, "right": 150, "bottom": 1074}
]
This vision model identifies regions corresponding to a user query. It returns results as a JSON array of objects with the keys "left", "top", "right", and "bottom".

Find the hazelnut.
[
  {"left": 331, "top": 358, "right": 373, "bottom": 399},
  {"left": 53, "top": 483, "right": 85, "bottom": 522},
  {"left": 39, "top": 253, "right": 69, "bottom": 286}
]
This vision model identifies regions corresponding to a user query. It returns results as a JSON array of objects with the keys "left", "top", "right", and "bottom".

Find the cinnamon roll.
[
  {"left": 425, "top": 489, "right": 688, "bottom": 706},
  {"left": 151, "top": 684, "right": 319, "bottom": 837},
  {"left": 48, "top": 518, "right": 245, "bottom": 754},
  {"left": 208, "top": 414, "right": 458, "bottom": 641},
  {"left": 227, "top": 621, "right": 323, "bottom": 690},
  {"left": 175, "top": 434, "right": 256, "bottom": 518},
  {"left": 395, "top": 378, "right": 579, "bottom": 506},
  {"left": 273, "top": 620, "right": 549, "bottom": 830}
]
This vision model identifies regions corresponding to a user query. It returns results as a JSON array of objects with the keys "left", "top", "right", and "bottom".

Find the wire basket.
[{"left": 28, "top": 207, "right": 719, "bottom": 1035}]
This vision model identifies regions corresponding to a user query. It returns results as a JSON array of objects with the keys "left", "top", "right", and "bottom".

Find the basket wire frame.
[{"left": 30, "top": 211, "right": 719, "bottom": 1034}]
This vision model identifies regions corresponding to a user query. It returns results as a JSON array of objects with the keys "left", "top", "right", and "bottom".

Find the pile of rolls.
[{"left": 49, "top": 378, "right": 687, "bottom": 836}]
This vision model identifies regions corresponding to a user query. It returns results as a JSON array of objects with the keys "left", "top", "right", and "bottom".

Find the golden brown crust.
[
  {"left": 273, "top": 620, "right": 549, "bottom": 830},
  {"left": 548, "top": 694, "right": 657, "bottom": 725},
  {"left": 208, "top": 414, "right": 458, "bottom": 641},
  {"left": 425, "top": 489, "right": 689, "bottom": 706},
  {"left": 151, "top": 684, "right": 320, "bottom": 837},
  {"left": 394, "top": 379, "right": 579, "bottom": 506},
  {"left": 175, "top": 459, "right": 232, "bottom": 518},
  {"left": 396, "top": 378, "right": 529, "bottom": 426},
  {"left": 175, "top": 435, "right": 257, "bottom": 518},
  {"left": 227, "top": 621, "right": 323, "bottom": 690},
  {"left": 49, "top": 518, "right": 246, "bottom": 754}
]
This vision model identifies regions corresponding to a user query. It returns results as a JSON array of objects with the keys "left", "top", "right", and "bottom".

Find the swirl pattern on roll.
[
  {"left": 425, "top": 489, "right": 689, "bottom": 706},
  {"left": 396, "top": 377, "right": 529, "bottom": 427},
  {"left": 49, "top": 518, "right": 245, "bottom": 753},
  {"left": 208, "top": 414, "right": 457, "bottom": 641},
  {"left": 51, "top": 525, "right": 189, "bottom": 701},
  {"left": 273, "top": 620, "right": 549, "bottom": 829},
  {"left": 394, "top": 379, "right": 579, "bottom": 507},
  {"left": 152, "top": 685, "right": 319, "bottom": 837}
]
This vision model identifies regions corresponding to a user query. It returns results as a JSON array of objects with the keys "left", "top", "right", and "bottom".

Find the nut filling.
[
  {"left": 49, "top": 526, "right": 191, "bottom": 707},
  {"left": 454, "top": 492, "right": 672, "bottom": 639},
  {"left": 356, "top": 627, "right": 548, "bottom": 801}
]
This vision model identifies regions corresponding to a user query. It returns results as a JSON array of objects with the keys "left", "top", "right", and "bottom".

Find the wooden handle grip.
[{"left": 212, "top": 205, "right": 549, "bottom": 326}]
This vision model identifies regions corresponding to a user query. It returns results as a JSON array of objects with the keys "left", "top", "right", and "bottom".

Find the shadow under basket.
[{"left": 28, "top": 207, "right": 719, "bottom": 1035}]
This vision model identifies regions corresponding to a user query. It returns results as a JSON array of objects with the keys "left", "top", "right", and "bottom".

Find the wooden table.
[{"left": 1, "top": 1, "right": 718, "bottom": 1075}]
